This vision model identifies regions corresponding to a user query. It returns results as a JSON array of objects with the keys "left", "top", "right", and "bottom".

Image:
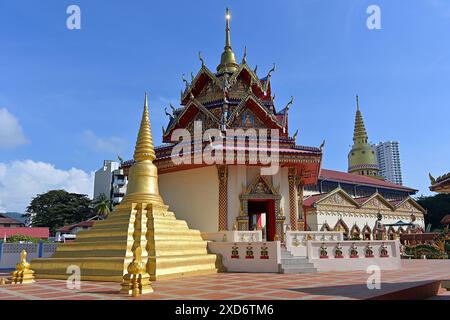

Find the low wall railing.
[
  {"left": 0, "top": 242, "right": 58, "bottom": 270},
  {"left": 285, "top": 231, "right": 344, "bottom": 257},
  {"left": 306, "top": 240, "right": 401, "bottom": 271},
  {"left": 207, "top": 241, "right": 281, "bottom": 273}
]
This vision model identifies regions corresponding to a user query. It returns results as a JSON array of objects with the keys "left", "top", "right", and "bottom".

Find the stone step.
[{"left": 281, "top": 267, "right": 317, "bottom": 274}]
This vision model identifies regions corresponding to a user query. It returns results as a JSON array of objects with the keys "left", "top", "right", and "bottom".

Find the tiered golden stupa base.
[{"left": 33, "top": 202, "right": 218, "bottom": 282}]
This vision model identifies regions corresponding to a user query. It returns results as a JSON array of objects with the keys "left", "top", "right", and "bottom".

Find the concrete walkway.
[{"left": 0, "top": 260, "right": 449, "bottom": 300}]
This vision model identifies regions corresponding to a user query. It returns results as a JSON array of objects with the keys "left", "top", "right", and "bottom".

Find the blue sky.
[{"left": 1, "top": 0, "right": 449, "bottom": 211}]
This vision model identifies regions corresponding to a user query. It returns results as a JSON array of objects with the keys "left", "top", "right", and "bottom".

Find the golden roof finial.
[
  {"left": 217, "top": 8, "right": 238, "bottom": 73},
  {"left": 133, "top": 92, "right": 156, "bottom": 162}
]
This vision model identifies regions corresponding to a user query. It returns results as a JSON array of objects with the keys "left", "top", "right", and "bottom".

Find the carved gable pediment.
[
  {"left": 244, "top": 175, "right": 279, "bottom": 196},
  {"left": 396, "top": 198, "right": 424, "bottom": 213},
  {"left": 360, "top": 195, "right": 393, "bottom": 211},
  {"left": 317, "top": 189, "right": 358, "bottom": 208}
]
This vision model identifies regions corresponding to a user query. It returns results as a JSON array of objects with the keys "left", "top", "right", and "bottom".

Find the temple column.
[
  {"left": 288, "top": 168, "right": 298, "bottom": 231},
  {"left": 297, "top": 182, "right": 305, "bottom": 231},
  {"left": 217, "top": 165, "right": 228, "bottom": 231}
]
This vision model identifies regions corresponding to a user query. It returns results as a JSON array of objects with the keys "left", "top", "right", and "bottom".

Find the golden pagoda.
[
  {"left": 348, "top": 95, "right": 382, "bottom": 179},
  {"left": 32, "top": 93, "right": 219, "bottom": 282}
]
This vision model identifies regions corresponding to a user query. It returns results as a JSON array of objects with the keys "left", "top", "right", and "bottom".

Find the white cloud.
[
  {"left": 0, "top": 108, "right": 28, "bottom": 148},
  {"left": 83, "top": 130, "right": 127, "bottom": 154},
  {"left": 0, "top": 160, "right": 94, "bottom": 213}
]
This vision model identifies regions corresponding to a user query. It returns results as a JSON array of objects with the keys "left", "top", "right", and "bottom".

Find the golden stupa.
[{"left": 32, "top": 93, "right": 219, "bottom": 282}]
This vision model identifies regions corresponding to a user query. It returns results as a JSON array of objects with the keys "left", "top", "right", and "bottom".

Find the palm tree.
[{"left": 92, "top": 193, "right": 111, "bottom": 218}]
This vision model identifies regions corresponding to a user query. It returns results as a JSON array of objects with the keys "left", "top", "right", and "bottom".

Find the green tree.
[
  {"left": 6, "top": 234, "right": 44, "bottom": 243},
  {"left": 92, "top": 193, "right": 111, "bottom": 218},
  {"left": 25, "top": 190, "right": 95, "bottom": 235},
  {"left": 416, "top": 193, "right": 450, "bottom": 230}
]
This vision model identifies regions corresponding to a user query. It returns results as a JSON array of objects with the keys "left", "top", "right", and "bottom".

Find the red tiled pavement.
[{"left": 0, "top": 260, "right": 449, "bottom": 300}]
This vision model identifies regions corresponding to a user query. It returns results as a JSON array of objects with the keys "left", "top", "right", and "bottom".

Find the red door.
[{"left": 266, "top": 199, "right": 276, "bottom": 241}]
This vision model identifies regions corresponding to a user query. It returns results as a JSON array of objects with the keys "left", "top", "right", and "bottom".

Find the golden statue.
[
  {"left": 120, "top": 246, "right": 153, "bottom": 296},
  {"left": 11, "top": 250, "right": 35, "bottom": 284}
]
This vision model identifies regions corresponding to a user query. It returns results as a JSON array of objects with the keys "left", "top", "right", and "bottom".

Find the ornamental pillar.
[
  {"left": 217, "top": 165, "right": 228, "bottom": 231},
  {"left": 288, "top": 168, "right": 298, "bottom": 231},
  {"left": 297, "top": 182, "right": 305, "bottom": 231}
]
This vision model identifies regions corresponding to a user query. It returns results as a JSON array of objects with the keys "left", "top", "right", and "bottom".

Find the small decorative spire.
[
  {"left": 320, "top": 139, "right": 326, "bottom": 151},
  {"left": 242, "top": 46, "right": 247, "bottom": 64},
  {"left": 133, "top": 92, "right": 156, "bottom": 162},
  {"left": 182, "top": 73, "right": 189, "bottom": 89},
  {"left": 254, "top": 65, "right": 258, "bottom": 74},
  {"left": 198, "top": 51, "right": 205, "bottom": 67},
  {"left": 429, "top": 173, "right": 436, "bottom": 184},
  {"left": 356, "top": 94, "right": 360, "bottom": 111},
  {"left": 267, "top": 63, "right": 276, "bottom": 79},
  {"left": 293, "top": 129, "right": 299, "bottom": 141}
]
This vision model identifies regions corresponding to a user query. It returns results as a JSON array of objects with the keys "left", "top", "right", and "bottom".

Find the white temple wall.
[
  {"left": 310, "top": 211, "right": 425, "bottom": 234},
  {"left": 159, "top": 166, "right": 219, "bottom": 232}
]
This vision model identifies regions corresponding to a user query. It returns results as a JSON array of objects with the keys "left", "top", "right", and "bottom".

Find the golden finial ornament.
[
  {"left": 120, "top": 246, "right": 153, "bottom": 296},
  {"left": 242, "top": 46, "right": 247, "bottom": 64},
  {"left": 11, "top": 250, "right": 35, "bottom": 284},
  {"left": 199, "top": 51, "right": 205, "bottom": 67},
  {"left": 274, "top": 234, "right": 280, "bottom": 241},
  {"left": 429, "top": 173, "right": 436, "bottom": 185},
  {"left": 0, "top": 277, "right": 7, "bottom": 285},
  {"left": 217, "top": 8, "right": 239, "bottom": 73},
  {"left": 232, "top": 222, "right": 238, "bottom": 231}
]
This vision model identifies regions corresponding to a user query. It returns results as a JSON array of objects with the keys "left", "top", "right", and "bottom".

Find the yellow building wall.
[{"left": 158, "top": 166, "right": 219, "bottom": 232}]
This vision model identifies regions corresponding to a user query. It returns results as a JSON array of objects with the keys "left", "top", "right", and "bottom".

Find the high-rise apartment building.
[{"left": 374, "top": 141, "right": 403, "bottom": 185}]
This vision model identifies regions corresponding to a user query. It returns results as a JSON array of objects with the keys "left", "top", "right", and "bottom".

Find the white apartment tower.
[
  {"left": 374, "top": 141, "right": 403, "bottom": 185},
  {"left": 93, "top": 160, "right": 128, "bottom": 205}
]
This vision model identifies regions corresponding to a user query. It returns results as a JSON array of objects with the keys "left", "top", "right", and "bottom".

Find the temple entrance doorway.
[{"left": 248, "top": 199, "right": 275, "bottom": 241}]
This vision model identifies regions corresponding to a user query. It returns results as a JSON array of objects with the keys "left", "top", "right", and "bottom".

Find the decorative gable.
[
  {"left": 244, "top": 175, "right": 279, "bottom": 196},
  {"left": 396, "top": 198, "right": 425, "bottom": 214},
  {"left": 318, "top": 189, "right": 358, "bottom": 208},
  {"left": 360, "top": 194, "right": 394, "bottom": 211}
]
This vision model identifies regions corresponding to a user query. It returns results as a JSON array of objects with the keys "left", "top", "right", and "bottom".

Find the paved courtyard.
[{"left": 0, "top": 260, "right": 449, "bottom": 300}]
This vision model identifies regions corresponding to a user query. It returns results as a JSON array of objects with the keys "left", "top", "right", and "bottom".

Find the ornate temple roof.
[{"left": 429, "top": 172, "right": 450, "bottom": 193}]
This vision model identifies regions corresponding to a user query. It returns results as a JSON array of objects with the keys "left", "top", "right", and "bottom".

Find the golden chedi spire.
[
  {"left": 217, "top": 8, "right": 239, "bottom": 73},
  {"left": 348, "top": 95, "right": 382, "bottom": 179},
  {"left": 32, "top": 92, "right": 218, "bottom": 282},
  {"left": 134, "top": 92, "right": 155, "bottom": 162},
  {"left": 122, "top": 92, "right": 163, "bottom": 205}
]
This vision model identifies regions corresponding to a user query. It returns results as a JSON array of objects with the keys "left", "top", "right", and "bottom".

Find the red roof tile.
[
  {"left": 320, "top": 169, "right": 417, "bottom": 192},
  {"left": 303, "top": 193, "right": 328, "bottom": 207},
  {"left": 354, "top": 196, "right": 371, "bottom": 204},
  {"left": 57, "top": 220, "right": 96, "bottom": 233},
  {"left": 0, "top": 227, "right": 49, "bottom": 239}
]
